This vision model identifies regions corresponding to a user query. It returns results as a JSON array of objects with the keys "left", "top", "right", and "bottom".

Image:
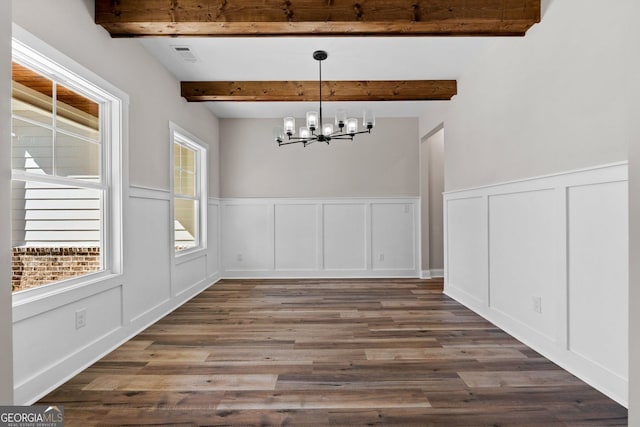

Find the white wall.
[
  {"left": 627, "top": 0, "right": 640, "bottom": 422},
  {"left": 420, "top": 0, "right": 632, "bottom": 192},
  {"left": 220, "top": 118, "right": 419, "bottom": 198},
  {"left": 445, "top": 163, "right": 628, "bottom": 405},
  {"left": 9, "top": 0, "right": 221, "bottom": 404},
  {"left": 222, "top": 198, "right": 419, "bottom": 278},
  {"left": 0, "top": 0, "right": 15, "bottom": 405},
  {"left": 630, "top": 116, "right": 640, "bottom": 424}
]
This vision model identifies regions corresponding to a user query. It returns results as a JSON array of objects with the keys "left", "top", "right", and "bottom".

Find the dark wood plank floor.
[{"left": 40, "top": 279, "right": 627, "bottom": 426}]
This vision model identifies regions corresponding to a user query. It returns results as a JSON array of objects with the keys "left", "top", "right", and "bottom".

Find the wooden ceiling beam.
[
  {"left": 181, "top": 80, "right": 457, "bottom": 102},
  {"left": 95, "top": 0, "right": 540, "bottom": 37}
]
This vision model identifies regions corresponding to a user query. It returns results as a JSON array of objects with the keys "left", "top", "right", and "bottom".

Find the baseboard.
[
  {"left": 421, "top": 269, "right": 444, "bottom": 279},
  {"left": 222, "top": 270, "right": 420, "bottom": 279}
]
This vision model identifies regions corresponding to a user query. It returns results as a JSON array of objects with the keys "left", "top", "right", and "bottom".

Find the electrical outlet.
[
  {"left": 378, "top": 253, "right": 385, "bottom": 262},
  {"left": 75, "top": 308, "right": 87, "bottom": 329},
  {"left": 236, "top": 253, "right": 243, "bottom": 262},
  {"left": 532, "top": 296, "right": 542, "bottom": 314}
]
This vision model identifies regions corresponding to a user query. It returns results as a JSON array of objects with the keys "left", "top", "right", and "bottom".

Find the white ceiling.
[{"left": 139, "top": 37, "right": 492, "bottom": 118}]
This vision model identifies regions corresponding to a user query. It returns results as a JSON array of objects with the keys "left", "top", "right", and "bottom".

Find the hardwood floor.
[{"left": 39, "top": 279, "right": 627, "bottom": 426}]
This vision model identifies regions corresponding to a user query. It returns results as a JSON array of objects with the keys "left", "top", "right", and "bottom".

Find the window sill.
[
  {"left": 12, "top": 271, "right": 123, "bottom": 320},
  {"left": 174, "top": 246, "right": 208, "bottom": 265}
]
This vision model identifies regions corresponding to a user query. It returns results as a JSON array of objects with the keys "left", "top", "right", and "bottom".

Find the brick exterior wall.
[{"left": 12, "top": 247, "right": 101, "bottom": 292}]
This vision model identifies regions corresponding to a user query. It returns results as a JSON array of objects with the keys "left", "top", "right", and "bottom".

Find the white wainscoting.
[
  {"left": 222, "top": 198, "right": 420, "bottom": 278},
  {"left": 126, "top": 189, "right": 172, "bottom": 322},
  {"left": 444, "top": 162, "right": 629, "bottom": 406},
  {"left": 12, "top": 186, "right": 221, "bottom": 405}
]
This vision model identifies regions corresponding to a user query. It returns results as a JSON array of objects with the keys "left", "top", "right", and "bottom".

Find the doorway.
[{"left": 420, "top": 126, "right": 445, "bottom": 278}]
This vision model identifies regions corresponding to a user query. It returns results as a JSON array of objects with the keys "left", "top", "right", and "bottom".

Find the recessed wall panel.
[
  {"left": 371, "top": 203, "right": 415, "bottom": 270},
  {"left": 568, "top": 181, "right": 628, "bottom": 378},
  {"left": 323, "top": 204, "right": 366, "bottom": 270},
  {"left": 174, "top": 256, "right": 207, "bottom": 294},
  {"left": 206, "top": 203, "right": 219, "bottom": 276},
  {"left": 127, "top": 197, "right": 171, "bottom": 316},
  {"left": 489, "top": 189, "right": 557, "bottom": 340},
  {"left": 222, "top": 204, "right": 271, "bottom": 271},
  {"left": 275, "top": 204, "right": 318, "bottom": 270},
  {"left": 13, "top": 286, "right": 122, "bottom": 387},
  {"left": 446, "top": 197, "right": 486, "bottom": 303}
]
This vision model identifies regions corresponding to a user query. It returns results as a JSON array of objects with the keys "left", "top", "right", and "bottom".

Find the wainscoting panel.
[
  {"left": 221, "top": 198, "right": 419, "bottom": 277},
  {"left": 445, "top": 196, "right": 487, "bottom": 306},
  {"left": 275, "top": 204, "right": 319, "bottom": 271},
  {"left": 13, "top": 284, "right": 123, "bottom": 402},
  {"left": 488, "top": 189, "right": 558, "bottom": 341},
  {"left": 371, "top": 203, "right": 416, "bottom": 271},
  {"left": 174, "top": 256, "right": 208, "bottom": 295},
  {"left": 206, "top": 200, "right": 220, "bottom": 277},
  {"left": 222, "top": 203, "right": 273, "bottom": 272},
  {"left": 567, "top": 181, "right": 629, "bottom": 381},
  {"left": 323, "top": 203, "right": 367, "bottom": 271},
  {"left": 444, "top": 162, "right": 628, "bottom": 406},
  {"left": 127, "top": 194, "right": 172, "bottom": 319}
]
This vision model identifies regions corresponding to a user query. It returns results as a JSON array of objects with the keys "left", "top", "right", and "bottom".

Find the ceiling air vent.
[{"left": 172, "top": 46, "right": 198, "bottom": 63}]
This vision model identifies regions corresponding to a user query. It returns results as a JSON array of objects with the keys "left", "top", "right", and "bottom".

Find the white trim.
[
  {"left": 10, "top": 25, "right": 127, "bottom": 303},
  {"left": 421, "top": 122, "right": 444, "bottom": 142},
  {"left": 129, "top": 184, "right": 171, "bottom": 200},
  {"left": 11, "top": 25, "right": 129, "bottom": 104},
  {"left": 169, "top": 121, "right": 208, "bottom": 258},
  {"left": 12, "top": 275, "right": 122, "bottom": 322},
  {"left": 222, "top": 272, "right": 419, "bottom": 279},
  {"left": 222, "top": 196, "right": 420, "bottom": 203},
  {"left": 445, "top": 161, "right": 628, "bottom": 195},
  {"left": 422, "top": 269, "right": 444, "bottom": 278}
]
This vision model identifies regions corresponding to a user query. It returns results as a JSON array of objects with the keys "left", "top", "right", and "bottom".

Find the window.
[
  {"left": 171, "top": 124, "right": 207, "bottom": 254},
  {"left": 11, "top": 36, "right": 124, "bottom": 294}
]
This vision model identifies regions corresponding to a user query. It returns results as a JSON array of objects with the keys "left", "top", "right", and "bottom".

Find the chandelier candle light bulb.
[
  {"left": 364, "top": 109, "right": 375, "bottom": 129},
  {"left": 346, "top": 118, "right": 358, "bottom": 134},
  {"left": 274, "top": 50, "right": 374, "bottom": 147},
  {"left": 306, "top": 111, "right": 318, "bottom": 131},
  {"left": 284, "top": 117, "right": 296, "bottom": 135}
]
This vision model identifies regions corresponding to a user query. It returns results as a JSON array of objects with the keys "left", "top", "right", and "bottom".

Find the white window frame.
[
  {"left": 170, "top": 122, "right": 207, "bottom": 261},
  {"left": 11, "top": 26, "right": 126, "bottom": 302}
]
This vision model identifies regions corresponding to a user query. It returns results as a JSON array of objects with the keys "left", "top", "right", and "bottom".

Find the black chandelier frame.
[{"left": 276, "top": 50, "right": 374, "bottom": 147}]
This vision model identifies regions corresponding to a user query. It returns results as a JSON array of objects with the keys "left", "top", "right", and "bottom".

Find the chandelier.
[{"left": 274, "top": 50, "right": 375, "bottom": 147}]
